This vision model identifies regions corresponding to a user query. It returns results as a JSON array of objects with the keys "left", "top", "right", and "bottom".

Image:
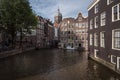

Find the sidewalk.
[{"left": 0, "top": 47, "right": 35, "bottom": 59}]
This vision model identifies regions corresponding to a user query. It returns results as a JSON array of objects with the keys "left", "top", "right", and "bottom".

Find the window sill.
[
  {"left": 112, "top": 48, "right": 120, "bottom": 51},
  {"left": 112, "top": 19, "right": 120, "bottom": 22},
  {"left": 100, "top": 25, "right": 106, "bottom": 27},
  {"left": 111, "top": 61, "right": 116, "bottom": 65},
  {"left": 100, "top": 46, "right": 105, "bottom": 48}
]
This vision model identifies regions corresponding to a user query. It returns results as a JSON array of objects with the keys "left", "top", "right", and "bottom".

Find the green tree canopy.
[{"left": 0, "top": 0, "right": 37, "bottom": 47}]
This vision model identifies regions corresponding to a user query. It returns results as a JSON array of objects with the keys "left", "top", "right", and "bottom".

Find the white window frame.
[
  {"left": 112, "top": 3, "right": 120, "bottom": 22},
  {"left": 112, "top": 29, "right": 120, "bottom": 50},
  {"left": 100, "top": 12, "right": 106, "bottom": 26},
  {"left": 94, "top": 33, "right": 98, "bottom": 47},
  {"left": 95, "top": 4, "right": 98, "bottom": 14},
  {"left": 107, "top": 0, "right": 113, "bottom": 5},
  {"left": 94, "top": 16, "right": 98, "bottom": 28},
  {"left": 90, "top": 34, "right": 93, "bottom": 45},
  {"left": 90, "top": 19, "right": 93, "bottom": 29},
  {"left": 100, "top": 32, "right": 105, "bottom": 48},
  {"left": 117, "top": 57, "right": 120, "bottom": 70},
  {"left": 94, "top": 49, "right": 98, "bottom": 58},
  {"left": 111, "top": 55, "right": 116, "bottom": 64}
]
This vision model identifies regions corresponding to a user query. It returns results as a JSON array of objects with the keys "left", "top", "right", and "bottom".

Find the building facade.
[
  {"left": 59, "top": 12, "right": 88, "bottom": 50},
  {"left": 36, "top": 16, "right": 45, "bottom": 48},
  {"left": 44, "top": 19, "right": 54, "bottom": 48},
  {"left": 88, "top": 0, "right": 120, "bottom": 73},
  {"left": 36, "top": 16, "right": 54, "bottom": 48}
]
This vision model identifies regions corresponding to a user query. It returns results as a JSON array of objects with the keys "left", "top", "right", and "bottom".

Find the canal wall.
[
  {"left": 0, "top": 47, "right": 35, "bottom": 59},
  {"left": 89, "top": 56, "right": 120, "bottom": 75}
]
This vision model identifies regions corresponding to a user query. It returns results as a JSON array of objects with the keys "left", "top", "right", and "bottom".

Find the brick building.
[
  {"left": 44, "top": 19, "right": 54, "bottom": 47},
  {"left": 88, "top": 0, "right": 120, "bottom": 73},
  {"left": 59, "top": 12, "right": 88, "bottom": 50},
  {"left": 36, "top": 16, "right": 54, "bottom": 48},
  {"left": 36, "top": 16, "right": 45, "bottom": 48}
]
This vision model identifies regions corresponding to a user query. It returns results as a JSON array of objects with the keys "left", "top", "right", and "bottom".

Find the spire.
[
  {"left": 55, "top": 7, "right": 62, "bottom": 17},
  {"left": 57, "top": 7, "right": 60, "bottom": 13}
]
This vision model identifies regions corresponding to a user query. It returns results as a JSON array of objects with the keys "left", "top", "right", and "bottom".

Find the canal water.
[{"left": 0, "top": 49, "right": 120, "bottom": 80}]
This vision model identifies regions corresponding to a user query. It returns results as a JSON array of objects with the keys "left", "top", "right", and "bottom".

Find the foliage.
[{"left": 0, "top": 0, "right": 37, "bottom": 47}]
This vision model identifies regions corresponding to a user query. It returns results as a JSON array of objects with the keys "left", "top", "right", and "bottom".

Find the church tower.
[
  {"left": 54, "top": 8, "right": 62, "bottom": 44},
  {"left": 54, "top": 8, "right": 62, "bottom": 28}
]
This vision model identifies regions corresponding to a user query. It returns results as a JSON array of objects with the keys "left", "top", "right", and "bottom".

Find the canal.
[{"left": 0, "top": 49, "right": 120, "bottom": 80}]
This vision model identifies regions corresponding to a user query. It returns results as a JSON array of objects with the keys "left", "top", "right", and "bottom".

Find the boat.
[{"left": 66, "top": 46, "right": 76, "bottom": 50}]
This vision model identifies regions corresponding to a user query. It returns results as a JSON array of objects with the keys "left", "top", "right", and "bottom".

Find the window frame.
[
  {"left": 107, "top": 0, "right": 113, "bottom": 5},
  {"left": 111, "top": 55, "right": 116, "bottom": 64},
  {"left": 94, "top": 4, "right": 99, "bottom": 14},
  {"left": 94, "top": 33, "right": 98, "bottom": 47},
  {"left": 100, "top": 12, "right": 106, "bottom": 26},
  {"left": 90, "top": 34, "right": 93, "bottom": 46},
  {"left": 100, "top": 31, "right": 105, "bottom": 48},
  {"left": 94, "top": 16, "right": 99, "bottom": 28},
  {"left": 112, "top": 29, "right": 120, "bottom": 50},
  {"left": 112, "top": 3, "right": 120, "bottom": 22},
  {"left": 90, "top": 19, "right": 93, "bottom": 29}
]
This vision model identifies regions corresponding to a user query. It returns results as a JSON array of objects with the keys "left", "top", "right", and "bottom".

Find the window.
[
  {"left": 94, "top": 16, "right": 99, "bottom": 28},
  {"left": 94, "top": 49, "right": 99, "bottom": 58},
  {"left": 68, "top": 31, "right": 70, "bottom": 34},
  {"left": 76, "top": 37, "right": 78, "bottom": 40},
  {"left": 76, "top": 23, "right": 79, "bottom": 27},
  {"left": 90, "top": 19, "right": 93, "bottom": 29},
  {"left": 112, "top": 29, "right": 120, "bottom": 50},
  {"left": 111, "top": 55, "right": 116, "bottom": 64},
  {"left": 112, "top": 3, "right": 120, "bottom": 21},
  {"left": 90, "top": 34, "right": 93, "bottom": 45},
  {"left": 95, "top": 4, "right": 98, "bottom": 14},
  {"left": 117, "top": 57, "right": 120, "bottom": 70},
  {"left": 107, "top": 0, "right": 113, "bottom": 5},
  {"left": 101, "top": 12, "right": 106, "bottom": 26},
  {"left": 100, "top": 32, "right": 105, "bottom": 47},
  {"left": 119, "top": 4, "right": 120, "bottom": 19},
  {"left": 94, "top": 33, "right": 98, "bottom": 47}
]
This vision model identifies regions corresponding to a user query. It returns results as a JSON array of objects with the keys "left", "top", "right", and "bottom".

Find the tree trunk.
[{"left": 20, "top": 28, "right": 23, "bottom": 48}]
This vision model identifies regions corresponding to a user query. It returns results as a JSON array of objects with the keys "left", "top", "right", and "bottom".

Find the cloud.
[{"left": 29, "top": 0, "right": 93, "bottom": 22}]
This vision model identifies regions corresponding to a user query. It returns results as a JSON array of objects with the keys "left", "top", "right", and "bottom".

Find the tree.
[{"left": 0, "top": 0, "right": 37, "bottom": 48}]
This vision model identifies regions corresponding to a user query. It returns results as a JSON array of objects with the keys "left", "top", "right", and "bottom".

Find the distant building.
[
  {"left": 44, "top": 19, "right": 54, "bottom": 48},
  {"left": 54, "top": 8, "right": 62, "bottom": 41},
  {"left": 16, "top": 28, "right": 36, "bottom": 48},
  {"left": 59, "top": 12, "right": 88, "bottom": 50},
  {"left": 36, "top": 16, "right": 45, "bottom": 48},
  {"left": 88, "top": 0, "right": 120, "bottom": 74},
  {"left": 36, "top": 16, "right": 54, "bottom": 48}
]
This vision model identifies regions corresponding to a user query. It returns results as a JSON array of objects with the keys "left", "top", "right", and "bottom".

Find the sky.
[{"left": 29, "top": 0, "right": 93, "bottom": 22}]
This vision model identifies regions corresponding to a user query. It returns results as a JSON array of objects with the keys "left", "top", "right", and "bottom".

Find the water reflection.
[{"left": 0, "top": 49, "right": 119, "bottom": 80}]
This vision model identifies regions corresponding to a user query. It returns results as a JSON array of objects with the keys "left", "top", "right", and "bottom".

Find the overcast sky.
[{"left": 29, "top": 0, "right": 93, "bottom": 22}]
